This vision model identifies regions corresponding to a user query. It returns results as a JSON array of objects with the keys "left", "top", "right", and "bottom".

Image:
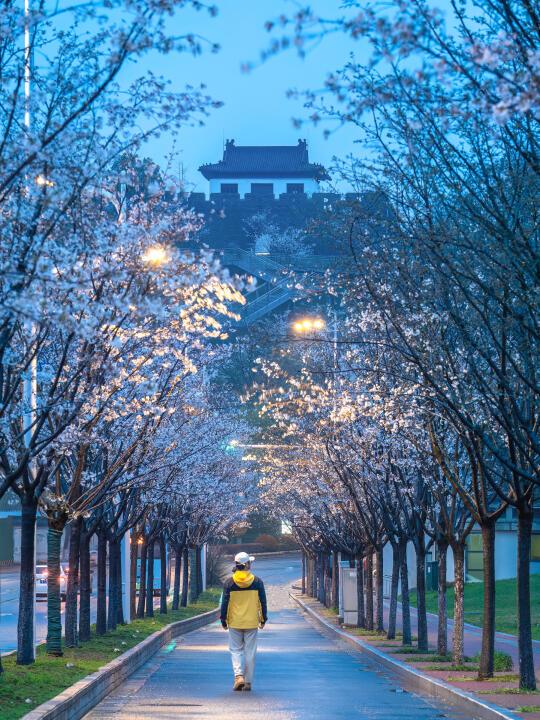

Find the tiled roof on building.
[{"left": 199, "top": 139, "right": 329, "bottom": 180}]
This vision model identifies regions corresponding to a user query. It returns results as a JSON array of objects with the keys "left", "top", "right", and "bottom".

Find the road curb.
[
  {"left": 290, "top": 593, "right": 522, "bottom": 720},
  {"left": 20, "top": 607, "right": 220, "bottom": 720}
]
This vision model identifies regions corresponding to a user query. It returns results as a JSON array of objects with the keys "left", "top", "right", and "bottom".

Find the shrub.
[
  {"left": 277, "top": 534, "right": 299, "bottom": 549},
  {"left": 472, "top": 650, "right": 513, "bottom": 672},
  {"left": 254, "top": 534, "right": 278, "bottom": 549}
]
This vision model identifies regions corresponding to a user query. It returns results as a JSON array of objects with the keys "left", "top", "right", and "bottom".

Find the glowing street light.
[
  {"left": 293, "top": 317, "right": 326, "bottom": 333},
  {"left": 141, "top": 246, "right": 168, "bottom": 265},
  {"left": 35, "top": 175, "right": 54, "bottom": 187}
]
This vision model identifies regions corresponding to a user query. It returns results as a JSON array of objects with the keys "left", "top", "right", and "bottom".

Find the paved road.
[
  {"left": 83, "top": 554, "right": 471, "bottom": 720},
  {"left": 0, "top": 569, "right": 99, "bottom": 653},
  {"left": 384, "top": 599, "right": 540, "bottom": 672}
]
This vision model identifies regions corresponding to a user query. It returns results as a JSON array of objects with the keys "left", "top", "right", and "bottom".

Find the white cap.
[{"left": 235, "top": 551, "right": 255, "bottom": 565}]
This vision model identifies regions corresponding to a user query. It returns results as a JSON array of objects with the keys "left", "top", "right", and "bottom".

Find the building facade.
[{"left": 199, "top": 139, "right": 329, "bottom": 199}]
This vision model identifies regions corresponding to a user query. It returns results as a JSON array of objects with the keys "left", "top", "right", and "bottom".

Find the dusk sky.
[{"left": 141, "top": 0, "right": 364, "bottom": 192}]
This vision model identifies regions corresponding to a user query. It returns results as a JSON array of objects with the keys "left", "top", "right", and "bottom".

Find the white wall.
[
  {"left": 494, "top": 531, "right": 517, "bottom": 580},
  {"left": 13, "top": 525, "right": 47, "bottom": 563},
  {"left": 382, "top": 541, "right": 417, "bottom": 592},
  {"left": 208, "top": 177, "right": 319, "bottom": 198},
  {"left": 381, "top": 529, "right": 520, "bottom": 593}
]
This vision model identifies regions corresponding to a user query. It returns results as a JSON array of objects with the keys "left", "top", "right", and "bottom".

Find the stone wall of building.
[{"left": 185, "top": 191, "right": 370, "bottom": 252}]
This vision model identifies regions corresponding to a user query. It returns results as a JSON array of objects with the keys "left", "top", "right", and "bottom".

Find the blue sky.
[{"left": 139, "top": 1, "right": 364, "bottom": 192}]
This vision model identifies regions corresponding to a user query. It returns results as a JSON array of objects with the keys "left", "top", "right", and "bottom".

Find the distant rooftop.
[{"left": 199, "top": 139, "right": 329, "bottom": 180}]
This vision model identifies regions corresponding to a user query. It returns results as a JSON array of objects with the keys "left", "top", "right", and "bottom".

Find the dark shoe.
[
  {"left": 243, "top": 683, "right": 251, "bottom": 691},
  {"left": 233, "top": 675, "right": 245, "bottom": 691}
]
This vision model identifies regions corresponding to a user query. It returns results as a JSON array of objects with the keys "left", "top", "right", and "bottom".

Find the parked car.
[
  {"left": 60, "top": 562, "right": 93, "bottom": 593},
  {"left": 35, "top": 565, "right": 67, "bottom": 602}
]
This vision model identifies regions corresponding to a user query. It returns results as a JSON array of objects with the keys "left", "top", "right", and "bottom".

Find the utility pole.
[{"left": 22, "top": 0, "right": 38, "bottom": 663}]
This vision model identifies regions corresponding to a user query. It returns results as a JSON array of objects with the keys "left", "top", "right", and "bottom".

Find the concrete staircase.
[{"left": 220, "top": 248, "right": 341, "bottom": 325}]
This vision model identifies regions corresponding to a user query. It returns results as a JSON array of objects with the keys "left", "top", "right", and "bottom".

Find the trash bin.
[{"left": 425, "top": 561, "right": 438, "bottom": 591}]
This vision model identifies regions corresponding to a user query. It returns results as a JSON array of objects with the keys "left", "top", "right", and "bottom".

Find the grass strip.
[
  {"left": 408, "top": 575, "right": 540, "bottom": 640},
  {"left": 427, "top": 664, "right": 479, "bottom": 671},
  {"left": 447, "top": 674, "right": 520, "bottom": 682},
  {"left": 344, "top": 628, "right": 387, "bottom": 637},
  {"left": 0, "top": 588, "right": 220, "bottom": 720},
  {"left": 516, "top": 706, "right": 540, "bottom": 713},
  {"left": 476, "top": 688, "right": 540, "bottom": 695}
]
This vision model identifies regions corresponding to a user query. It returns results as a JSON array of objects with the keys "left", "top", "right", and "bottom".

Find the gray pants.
[{"left": 228, "top": 628, "right": 258, "bottom": 683}]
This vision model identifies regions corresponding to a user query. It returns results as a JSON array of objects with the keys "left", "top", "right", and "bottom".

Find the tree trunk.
[
  {"left": 365, "top": 551, "right": 373, "bottom": 630},
  {"left": 478, "top": 521, "right": 495, "bottom": 679},
  {"left": 130, "top": 531, "right": 138, "bottom": 622},
  {"left": 325, "top": 554, "right": 332, "bottom": 608},
  {"left": 107, "top": 538, "right": 118, "bottom": 631},
  {"left": 17, "top": 496, "right": 38, "bottom": 665},
  {"left": 516, "top": 507, "right": 536, "bottom": 690},
  {"left": 415, "top": 547, "right": 428, "bottom": 652},
  {"left": 452, "top": 541, "right": 465, "bottom": 666},
  {"left": 376, "top": 547, "right": 384, "bottom": 633},
  {"left": 115, "top": 539, "right": 124, "bottom": 625},
  {"left": 318, "top": 553, "right": 326, "bottom": 605},
  {"left": 180, "top": 546, "right": 189, "bottom": 607},
  {"left": 310, "top": 554, "right": 316, "bottom": 597},
  {"left": 136, "top": 539, "right": 147, "bottom": 618},
  {"left": 196, "top": 546, "right": 203, "bottom": 598},
  {"left": 332, "top": 551, "right": 339, "bottom": 611},
  {"left": 387, "top": 543, "right": 399, "bottom": 640},
  {"left": 160, "top": 535, "right": 167, "bottom": 614},
  {"left": 301, "top": 551, "right": 306, "bottom": 595},
  {"left": 437, "top": 540, "right": 448, "bottom": 656},
  {"left": 146, "top": 540, "right": 154, "bottom": 617},
  {"left": 78, "top": 532, "right": 91, "bottom": 642},
  {"left": 172, "top": 543, "right": 182, "bottom": 611},
  {"left": 400, "top": 542, "right": 411, "bottom": 645},
  {"left": 65, "top": 516, "right": 81, "bottom": 647},
  {"left": 96, "top": 532, "right": 107, "bottom": 635},
  {"left": 46, "top": 527, "right": 63, "bottom": 655},
  {"left": 355, "top": 552, "right": 365, "bottom": 628}
]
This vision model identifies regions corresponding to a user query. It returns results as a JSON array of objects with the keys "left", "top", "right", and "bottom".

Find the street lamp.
[
  {"left": 35, "top": 175, "right": 54, "bottom": 187},
  {"left": 141, "top": 246, "right": 168, "bottom": 265},
  {"left": 293, "top": 317, "right": 325, "bottom": 334},
  {"left": 292, "top": 311, "right": 339, "bottom": 413}
]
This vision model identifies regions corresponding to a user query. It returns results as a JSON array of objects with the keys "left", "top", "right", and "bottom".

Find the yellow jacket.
[{"left": 220, "top": 571, "right": 268, "bottom": 629}]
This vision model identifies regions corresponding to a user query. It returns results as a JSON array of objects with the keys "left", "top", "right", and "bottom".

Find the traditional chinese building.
[{"left": 198, "top": 139, "right": 329, "bottom": 199}]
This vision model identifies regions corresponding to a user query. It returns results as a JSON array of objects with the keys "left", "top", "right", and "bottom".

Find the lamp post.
[
  {"left": 292, "top": 311, "right": 341, "bottom": 611},
  {"left": 292, "top": 312, "right": 339, "bottom": 399},
  {"left": 20, "top": 0, "right": 39, "bottom": 664}
]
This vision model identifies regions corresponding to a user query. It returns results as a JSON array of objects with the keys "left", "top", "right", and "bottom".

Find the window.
[
  {"left": 532, "top": 534, "right": 540, "bottom": 562},
  {"left": 287, "top": 183, "right": 304, "bottom": 193},
  {"left": 466, "top": 533, "right": 483, "bottom": 580},
  {"left": 250, "top": 183, "right": 274, "bottom": 195},
  {"left": 220, "top": 183, "right": 238, "bottom": 194}
]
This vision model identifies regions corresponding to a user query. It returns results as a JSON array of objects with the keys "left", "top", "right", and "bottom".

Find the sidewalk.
[
  {"left": 384, "top": 600, "right": 540, "bottom": 674},
  {"left": 80, "top": 584, "right": 470, "bottom": 720},
  {"left": 299, "top": 592, "right": 540, "bottom": 720}
]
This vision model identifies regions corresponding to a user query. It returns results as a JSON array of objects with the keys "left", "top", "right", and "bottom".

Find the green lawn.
[
  {"left": 0, "top": 588, "right": 220, "bottom": 720},
  {"left": 408, "top": 575, "right": 540, "bottom": 641}
]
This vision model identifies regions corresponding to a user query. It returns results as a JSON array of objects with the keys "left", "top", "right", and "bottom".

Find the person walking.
[{"left": 220, "top": 551, "right": 267, "bottom": 691}]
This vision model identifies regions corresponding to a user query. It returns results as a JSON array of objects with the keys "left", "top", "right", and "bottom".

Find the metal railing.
[
  {"left": 241, "top": 282, "right": 294, "bottom": 323},
  {"left": 221, "top": 248, "right": 285, "bottom": 279}
]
